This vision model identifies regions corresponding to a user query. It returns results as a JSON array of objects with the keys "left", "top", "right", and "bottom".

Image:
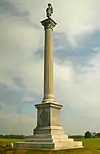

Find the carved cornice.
[{"left": 41, "top": 18, "right": 57, "bottom": 30}]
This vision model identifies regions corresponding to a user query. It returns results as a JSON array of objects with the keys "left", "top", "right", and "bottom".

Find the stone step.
[
  {"left": 26, "top": 138, "right": 53, "bottom": 143},
  {"left": 25, "top": 136, "right": 74, "bottom": 143},
  {"left": 28, "top": 134, "right": 68, "bottom": 139},
  {"left": 15, "top": 140, "right": 83, "bottom": 149},
  {"left": 55, "top": 141, "right": 83, "bottom": 149},
  {"left": 15, "top": 142, "right": 54, "bottom": 148}
]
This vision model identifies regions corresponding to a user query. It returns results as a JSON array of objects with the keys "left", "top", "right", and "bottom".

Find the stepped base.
[
  {"left": 15, "top": 126, "right": 83, "bottom": 149},
  {"left": 15, "top": 102, "right": 83, "bottom": 149},
  {"left": 15, "top": 138, "right": 83, "bottom": 150},
  {"left": 15, "top": 142, "right": 83, "bottom": 150}
]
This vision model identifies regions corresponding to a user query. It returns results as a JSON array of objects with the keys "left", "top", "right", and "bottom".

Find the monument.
[{"left": 15, "top": 4, "right": 83, "bottom": 149}]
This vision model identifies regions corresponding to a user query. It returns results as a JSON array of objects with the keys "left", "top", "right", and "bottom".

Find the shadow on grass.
[
  {"left": 20, "top": 148, "right": 96, "bottom": 154},
  {"left": 0, "top": 147, "right": 100, "bottom": 154},
  {"left": 0, "top": 147, "right": 16, "bottom": 154},
  {"left": 96, "top": 148, "right": 100, "bottom": 151}
]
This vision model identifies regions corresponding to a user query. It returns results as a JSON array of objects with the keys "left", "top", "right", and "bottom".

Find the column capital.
[{"left": 41, "top": 18, "right": 57, "bottom": 30}]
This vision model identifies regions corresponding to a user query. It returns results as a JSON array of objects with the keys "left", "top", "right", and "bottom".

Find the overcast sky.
[{"left": 0, "top": 0, "right": 100, "bottom": 135}]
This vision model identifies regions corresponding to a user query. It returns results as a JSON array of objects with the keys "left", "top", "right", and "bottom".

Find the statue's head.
[{"left": 48, "top": 3, "right": 51, "bottom": 7}]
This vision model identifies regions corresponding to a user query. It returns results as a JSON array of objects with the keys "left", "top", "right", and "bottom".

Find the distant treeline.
[
  {"left": 84, "top": 131, "right": 100, "bottom": 138},
  {"left": 0, "top": 132, "right": 100, "bottom": 139},
  {"left": 0, "top": 135, "right": 29, "bottom": 139},
  {"left": 69, "top": 135, "right": 84, "bottom": 139}
]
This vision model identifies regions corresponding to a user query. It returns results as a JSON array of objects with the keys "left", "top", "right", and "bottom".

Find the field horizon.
[{"left": 0, "top": 137, "right": 100, "bottom": 154}]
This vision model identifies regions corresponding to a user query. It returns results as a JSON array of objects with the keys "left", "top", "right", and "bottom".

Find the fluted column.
[{"left": 41, "top": 18, "right": 57, "bottom": 102}]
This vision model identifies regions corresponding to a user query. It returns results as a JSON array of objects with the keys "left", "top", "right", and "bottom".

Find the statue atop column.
[{"left": 46, "top": 3, "right": 53, "bottom": 18}]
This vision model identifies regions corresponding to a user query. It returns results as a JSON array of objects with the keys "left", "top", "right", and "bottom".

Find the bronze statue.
[{"left": 46, "top": 3, "right": 53, "bottom": 18}]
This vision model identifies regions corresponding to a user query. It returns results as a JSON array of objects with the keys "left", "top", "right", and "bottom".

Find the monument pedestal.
[{"left": 15, "top": 101, "right": 83, "bottom": 149}]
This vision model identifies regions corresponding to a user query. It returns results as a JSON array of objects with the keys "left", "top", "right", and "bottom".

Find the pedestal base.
[
  {"left": 15, "top": 101, "right": 83, "bottom": 149},
  {"left": 15, "top": 126, "right": 83, "bottom": 149}
]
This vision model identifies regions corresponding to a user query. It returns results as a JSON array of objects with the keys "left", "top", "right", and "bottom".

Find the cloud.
[
  {"left": 1, "top": 0, "right": 100, "bottom": 46},
  {"left": 13, "top": 0, "right": 100, "bottom": 46},
  {"left": 0, "top": 111, "right": 36, "bottom": 135},
  {"left": 53, "top": 0, "right": 100, "bottom": 46},
  {"left": 54, "top": 49, "right": 100, "bottom": 118},
  {"left": 0, "top": 9, "right": 43, "bottom": 89}
]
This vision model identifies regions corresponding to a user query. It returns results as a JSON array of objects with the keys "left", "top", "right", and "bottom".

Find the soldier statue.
[{"left": 46, "top": 3, "right": 53, "bottom": 18}]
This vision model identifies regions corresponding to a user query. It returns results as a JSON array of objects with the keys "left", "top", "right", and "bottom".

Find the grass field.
[{"left": 0, "top": 138, "right": 100, "bottom": 154}]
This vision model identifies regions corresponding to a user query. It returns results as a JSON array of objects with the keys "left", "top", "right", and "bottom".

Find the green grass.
[
  {"left": 0, "top": 137, "right": 100, "bottom": 154},
  {"left": 75, "top": 138, "right": 100, "bottom": 150},
  {"left": 0, "top": 138, "right": 25, "bottom": 145}
]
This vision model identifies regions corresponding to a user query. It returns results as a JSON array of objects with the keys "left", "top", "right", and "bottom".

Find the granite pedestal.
[{"left": 15, "top": 101, "right": 83, "bottom": 149}]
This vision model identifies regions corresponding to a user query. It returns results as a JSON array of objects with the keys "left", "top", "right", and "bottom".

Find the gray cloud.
[
  {"left": 0, "top": 0, "right": 27, "bottom": 17},
  {"left": 0, "top": 83, "right": 24, "bottom": 106},
  {"left": 0, "top": 0, "right": 40, "bottom": 29},
  {"left": 0, "top": 112, "right": 36, "bottom": 135}
]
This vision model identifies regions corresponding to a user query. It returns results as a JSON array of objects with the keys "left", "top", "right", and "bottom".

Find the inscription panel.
[{"left": 37, "top": 108, "right": 50, "bottom": 127}]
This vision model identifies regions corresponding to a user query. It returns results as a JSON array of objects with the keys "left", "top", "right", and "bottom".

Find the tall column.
[
  {"left": 15, "top": 4, "right": 83, "bottom": 150},
  {"left": 41, "top": 18, "right": 57, "bottom": 102}
]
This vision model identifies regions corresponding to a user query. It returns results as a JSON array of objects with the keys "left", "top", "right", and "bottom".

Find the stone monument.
[{"left": 15, "top": 4, "right": 83, "bottom": 149}]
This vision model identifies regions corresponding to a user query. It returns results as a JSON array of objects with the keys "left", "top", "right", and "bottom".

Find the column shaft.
[{"left": 43, "top": 28, "right": 54, "bottom": 100}]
